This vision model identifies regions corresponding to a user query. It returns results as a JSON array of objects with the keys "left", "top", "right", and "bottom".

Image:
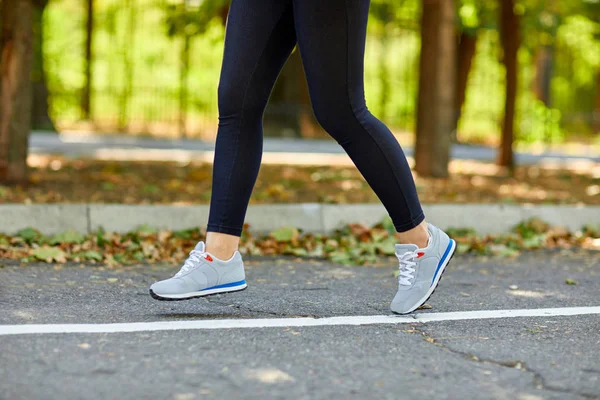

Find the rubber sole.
[
  {"left": 149, "top": 284, "right": 248, "bottom": 301},
  {"left": 391, "top": 239, "right": 457, "bottom": 315}
]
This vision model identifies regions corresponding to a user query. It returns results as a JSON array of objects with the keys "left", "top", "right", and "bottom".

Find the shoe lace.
[
  {"left": 175, "top": 249, "right": 209, "bottom": 277},
  {"left": 397, "top": 251, "right": 418, "bottom": 286}
]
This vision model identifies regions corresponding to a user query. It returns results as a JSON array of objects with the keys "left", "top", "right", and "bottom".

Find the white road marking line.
[{"left": 1, "top": 306, "right": 599, "bottom": 336}]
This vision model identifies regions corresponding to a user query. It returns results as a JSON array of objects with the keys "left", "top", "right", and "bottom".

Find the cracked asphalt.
[{"left": 1, "top": 249, "right": 599, "bottom": 400}]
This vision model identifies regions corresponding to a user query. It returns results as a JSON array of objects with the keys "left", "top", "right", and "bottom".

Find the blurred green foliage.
[{"left": 41, "top": 0, "right": 600, "bottom": 142}]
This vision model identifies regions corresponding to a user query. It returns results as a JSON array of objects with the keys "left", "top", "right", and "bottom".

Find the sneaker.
[
  {"left": 149, "top": 241, "right": 247, "bottom": 301},
  {"left": 390, "top": 224, "right": 456, "bottom": 314}
]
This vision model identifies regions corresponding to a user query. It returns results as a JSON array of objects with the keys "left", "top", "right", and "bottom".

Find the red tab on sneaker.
[
  {"left": 417, "top": 252, "right": 425, "bottom": 258},
  {"left": 204, "top": 254, "right": 213, "bottom": 262}
]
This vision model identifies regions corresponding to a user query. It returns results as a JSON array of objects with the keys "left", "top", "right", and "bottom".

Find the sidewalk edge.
[{"left": 0, "top": 203, "right": 597, "bottom": 235}]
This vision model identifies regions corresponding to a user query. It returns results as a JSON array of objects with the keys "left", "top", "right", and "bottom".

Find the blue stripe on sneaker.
[
  {"left": 430, "top": 239, "right": 455, "bottom": 287},
  {"left": 201, "top": 280, "right": 246, "bottom": 291}
]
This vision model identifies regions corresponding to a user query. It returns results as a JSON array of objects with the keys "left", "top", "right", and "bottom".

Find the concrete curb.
[{"left": 0, "top": 203, "right": 598, "bottom": 235}]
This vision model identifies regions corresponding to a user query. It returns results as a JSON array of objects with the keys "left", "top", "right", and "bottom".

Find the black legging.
[{"left": 207, "top": 0, "right": 424, "bottom": 236}]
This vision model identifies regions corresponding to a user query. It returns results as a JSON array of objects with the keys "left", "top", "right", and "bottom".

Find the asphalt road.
[{"left": 1, "top": 250, "right": 599, "bottom": 400}]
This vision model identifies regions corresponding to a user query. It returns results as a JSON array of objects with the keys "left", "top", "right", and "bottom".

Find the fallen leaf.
[
  {"left": 50, "top": 230, "right": 86, "bottom": 245},
  {"left": 270, "top": 227, "right": 299, "bottom": 242},
  {"left": 32, "top": 247, "right": 67, "bottom": 263},
  {"left": 17, "top": 227, "right": 41, "bottom": 243}
]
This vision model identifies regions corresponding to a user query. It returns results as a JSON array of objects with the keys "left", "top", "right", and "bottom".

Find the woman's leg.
[
  {"left": 292, "top": 0, "right": 427, "bottom": 246},
  {"left": 207, "top": 0, "right": 297, "bottom": 259}
]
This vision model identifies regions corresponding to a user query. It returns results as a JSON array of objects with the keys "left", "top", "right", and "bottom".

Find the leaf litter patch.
[{"left": 0, "top": 217, "right": 597, "bottom": 266}]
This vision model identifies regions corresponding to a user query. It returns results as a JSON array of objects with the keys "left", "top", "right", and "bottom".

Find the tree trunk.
[
  {"left": 118, "top": 0, "right": 136, "bottom": 131},
  {"left": 533, "top": 45, "right": 553, "bottom": 107},
  {"left": 82, "top": 0, "right": 94, "bottom": 119},
  {"left": 218, "top": 4, "right": 229, "bottom": 24},
  {"left": 533, "top": 45, "right": 554, "bottom": 145},
  {"left": 178, "top": 33, "right": 190, "bottom": 137},
  {"left": 415, "top": 0, "right": 456, "bottom": 178},
  {"left": 451, "top": 31, "right": 477, "bottom": 141},
  {"left": 0, "top": 0, "right": 33, "bottom": 183},
  {"left": 30, "top": 0, "right": 55, "bottom": 131},
  {"left": 265, "top": 48, "right": 323, "bottom": 138},
  {"left": 594, "top": 69, "right": 600, "bottom": 134},
  {"left": 497, "top": 0, "right": 520, "bottom": 169},
  {"left": 378, "top": 31, "right": 390, "bottom": 122}
]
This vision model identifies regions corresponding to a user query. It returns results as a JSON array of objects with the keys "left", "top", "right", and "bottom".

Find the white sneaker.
[
  {"left": 390, "top": 224, "right": 456, "bottom": 314},
  {"left": 149, "top": 242, "right": 247, "bottom": 301}
]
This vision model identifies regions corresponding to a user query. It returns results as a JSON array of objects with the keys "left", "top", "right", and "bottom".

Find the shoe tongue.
[
  {"left": 395, "top": 243, "right": 419, "bottom": 255},
  {"left": 194, "top": 241, "right": 206, "bottom": 252}
]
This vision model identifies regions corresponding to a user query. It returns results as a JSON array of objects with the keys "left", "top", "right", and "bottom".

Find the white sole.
[
  {"left": 393, "top": 239, "right": 457, "bottom": 315},
  {"left": 151, "top": 283, "right": 247, "bottom": 300}
]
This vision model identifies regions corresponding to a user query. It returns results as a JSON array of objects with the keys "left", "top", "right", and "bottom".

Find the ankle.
[
  {"left": 205, "top": 232, "right": 240, "bottom": 260},
  {"left": 397, "top": 221, "right": 429, "bottom": 248},
  {"left": 206, "top": 245, "right": 236, "bottom": 261}
]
